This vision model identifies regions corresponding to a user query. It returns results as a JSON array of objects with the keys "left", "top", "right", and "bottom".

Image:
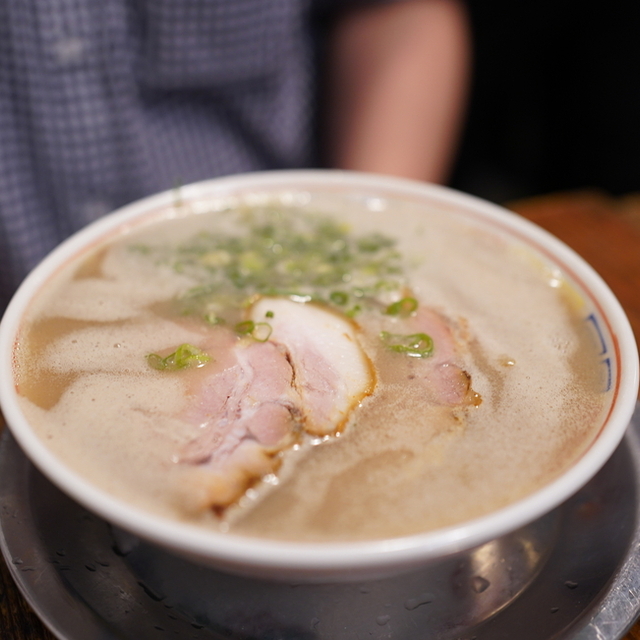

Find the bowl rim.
[{"left": 1, "top": 169, "right": 638, "bottom": 578}]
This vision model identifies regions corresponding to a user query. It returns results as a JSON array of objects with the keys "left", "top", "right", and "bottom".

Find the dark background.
[{"left": 450, "top": 2, "right": 640, "bottom": 204}]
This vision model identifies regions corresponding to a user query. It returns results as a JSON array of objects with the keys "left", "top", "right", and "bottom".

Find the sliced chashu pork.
[
  {"left": 179, "top": 297, "right": 478, "bottom": 512},
  {"left": 362, "top": 303, "right": 480, "bottom": 407},
  {"left": 250, "top": 297, "right": 376, "bottom": 436},
  {"left": 181, "top": 298, "right": 375, "bottom": 510}
]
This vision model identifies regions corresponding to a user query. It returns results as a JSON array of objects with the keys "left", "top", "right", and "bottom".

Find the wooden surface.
[{"left": 2, "top": 189, "right": 640, "bottom": 639}]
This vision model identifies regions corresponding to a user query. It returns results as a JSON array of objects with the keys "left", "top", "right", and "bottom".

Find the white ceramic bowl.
[{"left": 1, "top": 170, "right": 638, "bottom": 582}]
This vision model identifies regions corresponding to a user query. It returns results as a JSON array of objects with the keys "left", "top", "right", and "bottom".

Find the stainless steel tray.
[{"left": 2, "top": 404, "right": 640, "bottom": 640}]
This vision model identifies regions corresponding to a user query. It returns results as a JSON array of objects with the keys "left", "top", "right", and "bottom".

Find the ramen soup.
[{"left": 13, "top": 193, "right": 608, "bottom": 542}]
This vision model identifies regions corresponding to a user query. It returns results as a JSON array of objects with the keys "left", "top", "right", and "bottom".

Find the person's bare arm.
[{"left": 323, "top": 0, "right": 471, "bottom": 184}]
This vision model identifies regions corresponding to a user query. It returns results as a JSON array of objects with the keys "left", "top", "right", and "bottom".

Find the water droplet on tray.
[
  {"left": 138, "top": 581, "right": 165, "bottom": 602},
  {"left": 404, "top": 592, "right": 433, "bottom": 610},
  {"left": 471, "top": 576, "right": 490, "bottom": 593}
]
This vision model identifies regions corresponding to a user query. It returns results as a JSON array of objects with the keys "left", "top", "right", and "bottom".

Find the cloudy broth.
[{"left": 13, "top": 191, "right": 608, "bottom": 542}]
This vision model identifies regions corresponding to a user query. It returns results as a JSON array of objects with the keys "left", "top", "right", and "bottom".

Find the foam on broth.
[{"left": 13, "top": 191, "right": 608, "bottom": 542}]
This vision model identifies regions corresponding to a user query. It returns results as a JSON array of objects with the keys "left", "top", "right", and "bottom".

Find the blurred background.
[
  {"left": 450, "top": 1, "right": 640, "bottom": 203},
  {"left": 2, "top": 0, "right": 639, "bottom": 311}
]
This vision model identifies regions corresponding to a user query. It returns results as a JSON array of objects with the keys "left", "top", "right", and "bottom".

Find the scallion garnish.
[
  {"left": 235, "top": 320, "right": 273, "bottom": 342},
  {"left": 385, "top": 297, "right": 418, "bottom": 317},
  {"left": 252, "top": 322, "right": 272, "bottom": 342},
  {"left": 204, "top": 312, "right": 222, "bottom": 326},
  {"left": 147, "top": 344, "right": 211, "bottom": 371},
  {"left": 380, "top": 331, "right": 434, "bottom": 358},
  {"left": 330, "top": 291, "right": 349, "bottom": 305},
  {"left": 129, "top": 207, "right": 406, "bottom": 323},
  {"left": 235, "top": 320, "right": 255, "bottom": 335}
]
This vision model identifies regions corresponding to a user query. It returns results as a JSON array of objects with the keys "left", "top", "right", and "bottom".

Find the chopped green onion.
[
  {"left": 329, "top": 291, "right": 349, "bottom": 305},
  {"left": 235, "top": 320, "right": 255, "bottom": 335},
  {"left": 147, "top": 343, "right": 211, "bottom": 371},
  {"left": 380, "top": 331, "right": 434, "bottom": 358},
  {"left": 357, "top": 233, "right": 394, "bottom": 253},
  {"left": 129, "top": 207, "right": 406, "bottom": 322},
  {"left": 235, "top": 320, "right": 272, "bottom": 342},
  {"left": 204, "top": 312, "right": 222, "bottom": 325},
  {"left": 265, "top": 310, "right": 274, "bottom": 318},
  {"left": 252, "top": 322, "right": 272, "bottom": 342},
  {"left": 385, "top": 297, "right": 418, "bottom": 317}
]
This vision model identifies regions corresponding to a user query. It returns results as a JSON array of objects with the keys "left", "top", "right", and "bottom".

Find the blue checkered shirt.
[{"left": 0, "top": 0, "right": 379, "bottom": 310}]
